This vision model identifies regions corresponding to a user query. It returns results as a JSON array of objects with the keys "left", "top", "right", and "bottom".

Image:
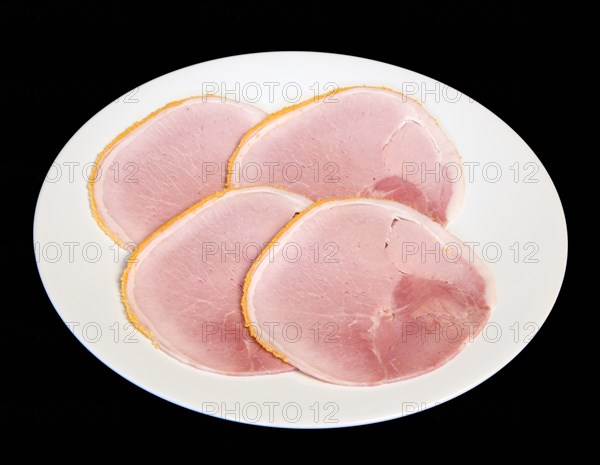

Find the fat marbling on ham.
[
  {"left": 244, "top": 198, "right": 496, "bottom": 386},
  {"left": 229, "top": 86, "right": 464, "bottom": 225},
  {"left": 90, "top": 97, "right": 266, "bottom": 246},
  {"left": 122, "top": 187, "right": 312, "bottom": 375}
]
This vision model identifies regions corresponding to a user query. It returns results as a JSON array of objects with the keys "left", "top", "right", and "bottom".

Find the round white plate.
[{"left": 34, "top": 52, "right": 567, "bottom": 428}]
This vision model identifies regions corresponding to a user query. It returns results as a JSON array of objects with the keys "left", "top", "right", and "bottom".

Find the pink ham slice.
[
  {"left": 229, "top": 87, "right": 464, "bottom": 225},
  {"left": 244, "top": 198, "right": 496, "bottom": 386},
  {"left": 91, "top": 97, "right": 266, "bottom": 246},
  {"left": 122, "top": 187, "right": 312, "bottom": 375}
]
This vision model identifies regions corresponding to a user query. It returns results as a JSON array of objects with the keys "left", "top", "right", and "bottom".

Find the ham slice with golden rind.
[
  {"left": 91, "top": 97, "right": 266, "bottom": 246},
  {"left": 244, "top": 198, "right": 495, "bottom": 386},
  {"left": 229, "top": 87, "right": 463, "bottom": 225},
  {"left": 123, "top": 187, "right": 311, "bottom": 375}
]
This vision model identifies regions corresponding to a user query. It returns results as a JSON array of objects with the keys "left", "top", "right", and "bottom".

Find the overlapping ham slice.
[
  {"left": 90, "top": 97, "right": 266, "bottom": 246},
  {"left": 244, "top": 198, "right": 496, "bottom": 386},
  {"left": 229, "top": 86, "right": 464, "bottom": 225},
  {"left": 122, "top": 187, "right": 311, "bottom": 375}
]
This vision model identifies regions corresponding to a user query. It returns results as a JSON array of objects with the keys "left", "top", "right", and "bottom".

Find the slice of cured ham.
[
  {"left": 228, "top": 86, "right": 464, "bottom": 225},
  {"left": 244, "top": 198, "right": 496, "bottom": 386},
  {"left": 90, "top": 97, "right": 266, "bottom": 246},
  {"left": 122, "top": 187, "right": 312, "bottom": 375}
]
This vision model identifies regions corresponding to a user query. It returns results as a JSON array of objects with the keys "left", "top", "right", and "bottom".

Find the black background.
[{"left": 6, "top": 1, "right": 570, "bottom": 433}]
